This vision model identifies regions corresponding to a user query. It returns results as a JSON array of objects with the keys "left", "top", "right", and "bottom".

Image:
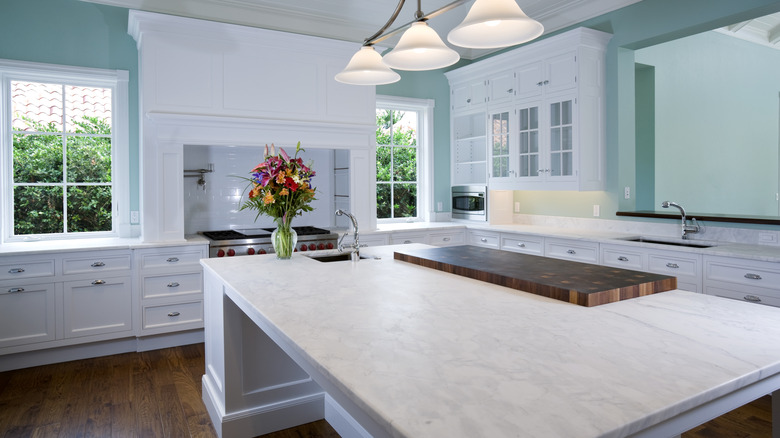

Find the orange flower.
[
  {"left": 262, "top": 191, "right": 275, "bottom": 205},
  {"left": 275, "top": 173, "right": 285, "bottom": 184},
  {"left": 279, "top": 188, "right": 289, "bottom": 196},
  {"left": 249, "top": 185, "right": 261, "bottom": 199}
]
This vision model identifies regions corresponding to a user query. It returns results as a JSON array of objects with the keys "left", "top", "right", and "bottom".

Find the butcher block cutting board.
[{"left": 394, "top": 245, "right": 677, "bottom": 307}]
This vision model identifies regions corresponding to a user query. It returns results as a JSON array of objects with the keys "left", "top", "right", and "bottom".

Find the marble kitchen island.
[{"left": 201, "top": 244, "right": 780, "bottom": 438}]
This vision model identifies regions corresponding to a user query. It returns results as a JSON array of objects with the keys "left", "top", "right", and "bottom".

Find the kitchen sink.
[
  {"left": 306, "top": 253, "right": 372, "bottom": 262},
  {"left": 626, "top": 237, "right": 716, "bottom": 248}
]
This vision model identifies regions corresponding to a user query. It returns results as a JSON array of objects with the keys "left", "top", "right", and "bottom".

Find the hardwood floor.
[{"left": 0, "top": 344, "right": 770, "bottom": 437}]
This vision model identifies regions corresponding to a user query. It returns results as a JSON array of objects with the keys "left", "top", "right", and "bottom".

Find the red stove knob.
[
  {"left": 258, "top": 249, "right": 267, "bottom": 255},
  {"left": 317, "top": 243, "right": 325, "bottom": 250},
  {"left": 308, "top": 243, "right": 316, "bottom": 250},
  {"left": 217, "top": 249, "right": 225, "bottom": 257},
  {"left": 326, "top": 242, "right": 334, "bottom": 249},
  {"left": 227, "top": 249, "right": 235, "bottom": 257},
  {"left": 247, "top": 248, "right": 255, "bottom": 255},
  {"left": 300, "top": 244, "right": 308, "bottom": 251}
]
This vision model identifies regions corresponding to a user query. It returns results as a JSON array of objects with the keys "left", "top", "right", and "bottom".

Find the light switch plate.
[
  {"left": 593, "top": 205, "right": 600, "bottom": 217},
  {"left": 514, "top": 202, "right": 520, "bottom": 213},
  {"left": 130, "top": 211, "right": 139, "bottom": 224},
  {"left": 624, "top": 186, "right": 630, "bottom": 199}
]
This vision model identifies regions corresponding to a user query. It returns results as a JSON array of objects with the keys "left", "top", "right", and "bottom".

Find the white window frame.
[
  {"left": 0, "top": 59, "right": 129, "bottom": 242},
  {"left": 376, "top": 95, "right": 434, "bottom": 223}
]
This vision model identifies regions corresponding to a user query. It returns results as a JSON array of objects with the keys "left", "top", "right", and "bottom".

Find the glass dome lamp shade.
[
  {"left": 447, "top": 0, "right": 544, "bottom": 49},
  {"left": 335, "top": 46, "right": 401, "bottom": 85},
  {"left": 382, "top": 21, "right": 460, "bottom": 71}
]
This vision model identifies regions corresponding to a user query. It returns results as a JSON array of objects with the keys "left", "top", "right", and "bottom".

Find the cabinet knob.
[
  {"left": 443, "top": 237, "right": 451, "bottom": 242},
  {"left": 666, "top": 263, "right": 679, "bottom": 269},
  {"left": 167, "top": 311, "right": 181, "bottom": 317},
  {"left": 480, "top": 238, "right": 488, "bottom": 242},
  {"left": 743, "top": 295, "right": 762, "bottom": 303},
  {"left": 566, "top": 249, "right": 576, "bottom": 255},
  {"left": 543, "top": 80, "right": 549, "bottom": 85},
  {"left": 8, "top": 268, "right": 25, "bottom": 274},
  {"left": 166, "top": 257, "right": 179, "bottom": 263},
  {"left": 506, "top": 88, "right": 513, "bottom": 93},
  {"left": 518, "top": 243, "right": 526, "bottom": 248},
  {"left": 91, "top": 261, "right": 105, "bottom": 267},
  {"left": 744, "top": 273, "right": 762, "bottom": 280},
  {"left": 7, "top": 287, "right": 25, "bottom": 293},
  {"left": 617, "top": 256, "right": 629, "bottom": 262},
  {"left": 466, "top": 98, "right": 472, "bottom": 103},
  {"left": 404, "top": 240, "right": 412, "bottom": 244},
  {"left": 167, "top": 282, "right": 180, "bottom": 288},
  {"left": 536, "top": 81, "right": 544, "bottom": 86},
  {"left": 92, "top": 279, "right": 106, "bottom": 285}
]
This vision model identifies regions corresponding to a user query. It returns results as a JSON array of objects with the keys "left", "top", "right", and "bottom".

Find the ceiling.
[
  {"left": 79, "top": 0, "right": 641, "bottom": 59},
  {"left": 717, "top": 11, "right": 780, "bottom": 50}
]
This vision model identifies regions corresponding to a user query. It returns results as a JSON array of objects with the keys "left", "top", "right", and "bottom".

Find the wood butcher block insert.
[{"left": 394, "top": 245, "right": 677, "bottom": 307}]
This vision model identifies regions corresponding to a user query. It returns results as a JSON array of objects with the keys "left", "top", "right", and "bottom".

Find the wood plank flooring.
[{"left": 0, "top": 344, "right": 771, "bottom": 437}]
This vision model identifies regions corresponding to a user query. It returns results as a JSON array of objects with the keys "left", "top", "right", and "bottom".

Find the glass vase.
[{"left": 272, "top": 219, "right": 297, "bottom": 259}]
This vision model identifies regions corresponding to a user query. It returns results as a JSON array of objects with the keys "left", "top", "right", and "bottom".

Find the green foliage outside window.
[
  {"left": 12, "top": 116, "right": 112, "bottom": 235},
  {"left": 376, "top": 109, "right": 418, "bottom": 219}
]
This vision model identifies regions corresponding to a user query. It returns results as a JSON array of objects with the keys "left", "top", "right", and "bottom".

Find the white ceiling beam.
[{"left": 768, "top": 23, "right": 780, "bottom": 45}]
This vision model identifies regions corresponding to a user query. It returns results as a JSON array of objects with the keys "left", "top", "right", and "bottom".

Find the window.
[
  {"left": 375, "top": 96, "right": 433, "bottom": 222},
  {"left": 1, "top": 60, "right": 128, "bottom": 241}
]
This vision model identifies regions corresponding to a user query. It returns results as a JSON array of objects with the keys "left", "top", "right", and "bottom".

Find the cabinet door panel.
[
  {"left": 516, "top": 62, "right": 544, "bottom": 99},
  {"left": 488, "top": 70, "right": 515, "bottom": 104},
  {"left": 64, "top": 277, "right": 132, "bottom": 338},
  {"left": 517, "top": 104, "right": 541, "bottom": 179},
  {"left": 545, "top": 52, "right": 577, "bottom": 93},
  {"left": 0, "top": 283, "right": 56, "bottom": 348},
  {"left": 490, "top": 110, "right": 512, "bottom": 178}
]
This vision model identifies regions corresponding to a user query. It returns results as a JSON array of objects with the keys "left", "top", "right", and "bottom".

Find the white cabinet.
[
  {"left": 390, "top": 231, "right": 429, "bottom": 245},
  {"left": 545, "top": 238, "right": 599, "bottom": 264},
  {"left": 704, "top": 256, "right": 780, "bottom": 307},
  {"left": 500, "top": 233, "right": 544, "bottom": 255},
  {"left": 0, "top": 283, "right": 56, "bottom": 348},
  {"left": 446, "top": 28, "right": 611, "bottom": 191},
  {"left": 451, "top": 112, "right": 488, "bottom": 185},
  {"left": 467, "top": 229, "right": 500, "bottom": 249},
  {"left": 136, "top": 245, "right": 207, "bottom": 335},
  {"left": 64, "top": 276, "right": 133, "bottom": 338},
  {"left": 428, "top": 229, "right": 466, "bottom": 247},
  {"left": 450, "top": 78, "right": 487, "bottom": 112},
  {"left": 600, "top": 243, "right": 702, "bottom": 293}
]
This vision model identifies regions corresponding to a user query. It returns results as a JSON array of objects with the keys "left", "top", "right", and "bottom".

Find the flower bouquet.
[{"left": 240, "top": 142, "right": 316, "bottom": 259}]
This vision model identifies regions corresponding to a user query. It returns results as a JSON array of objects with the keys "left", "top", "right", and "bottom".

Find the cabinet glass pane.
[
  {"left": 562, "top": 100, "right": 572, "bottom": 125},
  {"left": 562, "top": 126, "right": 572, "bottom": 151},
  {"left": 520, "top": 132, "right": 528, "bottom": 154},
  {"left": 517, "top": 105, "right": 539, "bottom": 179},
  {"left": 520, "top": 156, "right": 529, "bottom": 176},
  {"left": 491, "top": 111, "right": 510, "bottom": 178},
  {"left": 551, "top": 153, "right": 561, "bottom": 176},
  {"left": 562, "top": 151, "right": 573, "bottom": 176},
  {"left": 550, "top": 127, "right": 560, "bottom": 151},
  {"left": 550, "top": 102, "right": 560, "bottom": 126},
  {"left": 530, "top": 131, "right": 538, "bottom": 153}
]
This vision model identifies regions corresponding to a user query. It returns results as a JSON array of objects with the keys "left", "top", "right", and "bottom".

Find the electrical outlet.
[
  {"left": 130, "top": 211, "right": 139, "bottom": 224},
  {"left": 624, "top": 186, "right": 630, "bottom": 199},
  {"left": 593, "top": 205, "right": 600, "bottom": 217},
  {"left": 514, "top": 202, "right": 520, "bottom": 213},
  {"left": 437, "top": 201, "right": 443, "bottom": 212}
]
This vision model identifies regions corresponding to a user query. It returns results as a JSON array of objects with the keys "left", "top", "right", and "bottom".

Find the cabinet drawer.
[
  {"left": 142, "top": 272, "right": 202, "bottom": 299},
  {"left": 705, "top": 258, "right": 780, "bottom": 291},
  {"left": 501, "top": 234, "right": 543, "bottom": 255},
  {"left": 647, "top": 253, "right": 699, "bottom": 277},
  {"left": 0, "top": 258, "right": 55, "bottom": 281},
  {"left": 0, "top": 283, "right": 56, "bottom": 348},
  {"left": 600, "top": 245, "right": 644, "bottom": 270},
  {"left": 390, "top": 233, "right": 428, "bottom": 245},
  {"left": 705, "top": 284, "right": 780, "bottom": 308},
  {"left": 138, "top": 248, "right": 205, "bottom": 270},
  {"left": 545, "top": 239, "right": 598, "bottom": 263},
  {"left": 63, "top": 252, "right": 131, "bottom": 275},
  {"left": 428, "top": 231, "right": 465, "bottom": 247},
  {"left": 468, "top": 231, "right": 500, "bottom": 248},
  {"left": 142, "top": 301, "right": 203, "bottom": 331},
  {"left": 64, "top": 276, "right": 132, "bottom": 338}
]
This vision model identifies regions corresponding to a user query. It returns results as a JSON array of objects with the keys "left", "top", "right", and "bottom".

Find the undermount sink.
[
  {"left": 306, "top": 253, "right": 372, "bottom": 262},
  {"left": 627, "top": 237, "right": 716, "bottom": 248}
]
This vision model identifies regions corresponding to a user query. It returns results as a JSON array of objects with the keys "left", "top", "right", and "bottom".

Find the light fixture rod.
[{"left": 365, "top": 0, "right": 470, "bottom": 46}]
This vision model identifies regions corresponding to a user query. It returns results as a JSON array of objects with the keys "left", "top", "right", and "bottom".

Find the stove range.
[{"left": 201, "top": 226, "right": 339, "bottom": 257}]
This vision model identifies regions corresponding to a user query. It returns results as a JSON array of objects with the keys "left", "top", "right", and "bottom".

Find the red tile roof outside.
[{"left": 11, "top": 81, "right": 112, "bottom": 132}]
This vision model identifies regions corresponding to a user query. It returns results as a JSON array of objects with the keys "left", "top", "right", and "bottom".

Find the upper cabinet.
[{"left": 446, "top": 28, "right": 612, "bottom": 191}]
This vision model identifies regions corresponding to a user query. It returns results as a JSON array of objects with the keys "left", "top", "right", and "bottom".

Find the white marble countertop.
[
  {"left": 0, "top": 234, "right": 208, "bottom": 256},
  {"left": 203, "top": 244, "right": 780, "bottom": 438}
]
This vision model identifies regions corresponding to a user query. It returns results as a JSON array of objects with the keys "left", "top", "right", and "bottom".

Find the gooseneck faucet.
[
  {"left": 335, "top": 209, "right": 362, "bottom": 260},
  {"left": 662, "top": 201, "right": 700, "bottom": 239}
]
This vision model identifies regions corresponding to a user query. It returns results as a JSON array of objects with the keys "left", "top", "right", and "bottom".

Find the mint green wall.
[
  {"left": 635, "top": 31, "right": 780, "bottom": 216},
  {"left": 1, "top": 0, "right": 140, "bottom": 214}
]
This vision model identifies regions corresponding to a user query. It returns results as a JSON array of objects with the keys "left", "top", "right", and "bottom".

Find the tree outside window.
[
  {"left": 10, "top": 81, "right": 113, "bottom": 236},
  {"left": 376, "top": 109, "right": 419, "bottom": 220}
]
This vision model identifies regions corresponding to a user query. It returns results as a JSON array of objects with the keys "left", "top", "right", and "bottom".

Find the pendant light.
[
  {"left": 335, "top": 46, "right": 401, "bottom": 85},
  {"left": 447, "top": 0, "right": 544, "bottom": 49},
  {"left": 383, "top": 21, "right": 460, "bottom": 70}
]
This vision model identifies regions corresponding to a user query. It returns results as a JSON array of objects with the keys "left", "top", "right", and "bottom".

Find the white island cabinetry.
[
  {"left": 545, "top": 237, "right": 599, "bottom": 264},
  {"left": 600, "top": 243, "right": 702, "bottom": 293},
  {"left": 500, "top": 233, "right": 544, "bottom": 255},
  {"left": 704, "top": 255, "right": 780, "bottom": 307}
]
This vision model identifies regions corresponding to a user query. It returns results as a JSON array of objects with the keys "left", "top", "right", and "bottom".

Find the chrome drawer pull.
[
  {"left": 506, "top": 88, "right": 513, "bottom": 93},
  {"left": 743, "top": 295, "right": 762, "bottom": 303},
  {"left": 8, "top": 287, "right": 25, "bottom": 293},
  {"left": 443, "top": 237, "right": 451, "bottom": 242},
  {"left": 404, "top": 240, "right": 412, "bottom": 244},
  {"left": 567, "top": 249, "right": 576, "bottom": 255},
  {"left": 91, "top": 261, "right": 105, "bottom": 267},
  {"left": 8, "top": 268, "right": 25, "bottom": 274},
  {"left": 617, "top": 256, "right": 629, "bottom": 262},
  {"left": 744, "top": 273, "right": 763, "bottom": 280},
  {"left": 168, "top": 311, "right": 181, "bottom": 317},
  {"left": 666, "top": 263, "right": 679, "bottom": 269},
  {"left": 92, "top": 279, "right": 106, "bottom": 285},
  {"left": 466, "top": 98, "right": 472, "bottom": 103},
  {"left": 167, "top": 282, "right": 180, "bottom": 288},
  {"left": 518, "top": 243, "right": 526, "bottom": 248},
  {"left": 480, "top": 238, "right": 488, "bottom": 242},
  {"left": 166, "top": 257, "right": 179, "bottom": 263}
]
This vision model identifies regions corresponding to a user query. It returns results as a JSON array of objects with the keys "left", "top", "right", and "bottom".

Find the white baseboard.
[{"left": 325, "top": 394, "right": 372, "bottom": 438}]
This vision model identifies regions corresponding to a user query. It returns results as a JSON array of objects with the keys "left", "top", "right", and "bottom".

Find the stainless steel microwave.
[{"left": 452, "top": 185, "right": 487, "bottom": 221}]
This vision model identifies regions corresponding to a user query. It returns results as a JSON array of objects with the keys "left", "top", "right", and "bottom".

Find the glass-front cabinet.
[
  {"left": 451, "top": 111, "right": 487, "bottom": 185},
  {"left": 490, "top": 109, "right": 511, "bottom": 179}
]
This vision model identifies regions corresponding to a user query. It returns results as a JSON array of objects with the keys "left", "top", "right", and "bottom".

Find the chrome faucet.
[
  {"left": 335, "top": 209, "right": 362, "bottom": 260},
  {"left": 662, "top": 201, "right": 700, "bottom": 239}
]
